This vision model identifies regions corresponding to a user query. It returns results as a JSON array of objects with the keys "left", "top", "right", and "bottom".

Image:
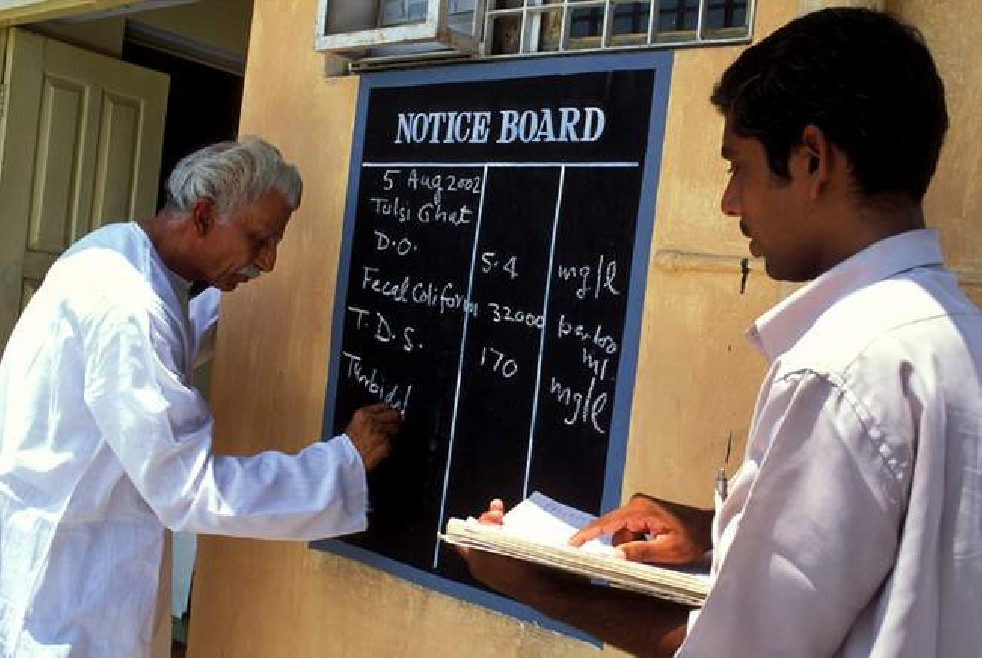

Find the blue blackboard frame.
[{"left": 315, "top": 50, "right": 674, "bottom": 645}]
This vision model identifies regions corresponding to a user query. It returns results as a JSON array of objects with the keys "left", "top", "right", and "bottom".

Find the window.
[
  {"left": 485, "top": 0, "right": 751, "bottom": 55},
  {"left": 316, "top": 0, "right": 753, "bottom": 69}
]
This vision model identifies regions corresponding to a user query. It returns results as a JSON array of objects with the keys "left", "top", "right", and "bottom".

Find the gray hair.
[{"left": 165, "top": 136, "right": 303, "bottom": 219}]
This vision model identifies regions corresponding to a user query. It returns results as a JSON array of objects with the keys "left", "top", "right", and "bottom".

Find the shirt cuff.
[{"left": 318, "top": 434, "right": 370, "bottom": 536}]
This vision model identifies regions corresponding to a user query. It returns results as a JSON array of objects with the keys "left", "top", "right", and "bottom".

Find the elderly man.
[
  {"left": 463, "top": 8, "right": 981, "bottom": 657},
  {"left": 0, "top": 138, "right": 401, "bottom": 656}
]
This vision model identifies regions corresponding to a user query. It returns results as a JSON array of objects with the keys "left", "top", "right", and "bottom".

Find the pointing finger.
[{"left": 569, "top": 522, "right": 608, "bottom": 546}]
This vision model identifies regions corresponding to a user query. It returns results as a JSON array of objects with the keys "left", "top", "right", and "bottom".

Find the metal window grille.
[
  {"left": 484, "top": 0, "right": 753, "bottom": 56},
  {"left": 316, "top": 0, "right": 754, "bottom": 70}
]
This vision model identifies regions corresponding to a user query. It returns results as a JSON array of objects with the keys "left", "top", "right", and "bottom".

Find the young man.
[
  {"left": 0, "top": 138, "right": 402, "bottom": 656},
  {"left": 463, "top": 8, "right": 981, "bottom": 656}
]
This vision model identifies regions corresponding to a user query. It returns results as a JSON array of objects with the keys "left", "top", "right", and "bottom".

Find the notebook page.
[{"left": 501, "top": 491, "right": 615, "bottom": 555}]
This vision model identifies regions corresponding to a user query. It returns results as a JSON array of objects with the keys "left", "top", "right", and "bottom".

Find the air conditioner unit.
[{"left": 315, "top": 0, "right": 484, "bottom": 66}]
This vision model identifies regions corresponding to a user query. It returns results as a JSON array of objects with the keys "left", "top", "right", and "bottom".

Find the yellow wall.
[
  {"left": 891, "top": 0, "right": 982, "bottom": 309},
  {"left": 187, "top": 1, "right": 982, "bottom": 655}
]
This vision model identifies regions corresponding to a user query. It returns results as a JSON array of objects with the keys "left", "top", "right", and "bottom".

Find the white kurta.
[
  {"left": 680, "top": 230, "right": 982, "bottom": 656},
  {"left": 0, "top": 223, "right": 369, "bottom": 657}
]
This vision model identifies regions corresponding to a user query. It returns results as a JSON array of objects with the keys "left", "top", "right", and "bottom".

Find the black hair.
[{"left": 711, "top": 8, "right": 948, "bottom": 202}]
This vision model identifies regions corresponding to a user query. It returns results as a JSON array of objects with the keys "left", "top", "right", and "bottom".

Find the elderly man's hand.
[
  {"left": 568, "top": 494, "right": 713, "bottom": 565},
  {"left": 344, "top": 403, "right": 402, "bottom": 470}
]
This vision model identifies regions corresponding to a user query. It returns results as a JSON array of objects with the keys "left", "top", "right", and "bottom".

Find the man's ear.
[
  {"left": 190, "top": 197, "right": 217, "bottom": 236},
  {"left": 796, "top": 124, "right": 834, "bottom": 200}
]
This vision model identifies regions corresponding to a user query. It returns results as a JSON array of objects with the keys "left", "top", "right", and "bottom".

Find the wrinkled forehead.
[{"left": 237, "top": 189, "right": 293, "bottom": 234}]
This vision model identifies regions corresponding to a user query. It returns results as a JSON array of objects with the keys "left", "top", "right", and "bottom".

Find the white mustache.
[{"left": 237, "top": 265, "right": 262, "bottom": 280}]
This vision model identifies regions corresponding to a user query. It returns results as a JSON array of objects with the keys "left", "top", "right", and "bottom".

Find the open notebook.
[{"left": 441, "top": 492, "right": 710, "bottom": 607}]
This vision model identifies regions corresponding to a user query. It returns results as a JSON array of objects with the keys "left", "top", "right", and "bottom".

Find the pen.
[{"left": 716, "top": 432, "right": 733, "bottom": 501}]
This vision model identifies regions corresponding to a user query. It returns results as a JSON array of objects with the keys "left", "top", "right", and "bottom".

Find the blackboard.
[{"left": 316, "top": 52, "right": 672, "bottom": 625}]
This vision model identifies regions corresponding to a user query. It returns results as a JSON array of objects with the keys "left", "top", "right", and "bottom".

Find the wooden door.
[{"left": 0, "top": 27, "right": 168, "bottom": 348}]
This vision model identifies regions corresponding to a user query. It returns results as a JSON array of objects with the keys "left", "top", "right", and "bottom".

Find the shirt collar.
[
  {"left": 746, "top": 228, "right": 944, "bottom": 362},
  {"left": 131, "top": 220, "right": 192, "bottom": 306}
]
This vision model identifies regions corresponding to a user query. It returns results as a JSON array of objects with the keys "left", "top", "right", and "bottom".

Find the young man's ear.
[
  {"left": 190, "top": 197, "right": 217, "bottom": 236},
  {"left": 797, "top": 124, "right": 833, "bottom": 199}
]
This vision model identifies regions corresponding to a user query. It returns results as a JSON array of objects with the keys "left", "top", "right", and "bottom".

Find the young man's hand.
[
  {"left": 344, "top": 403, "right": 402, "bottom": 470},
  {"left": 477, "top": 498, "right": 505, "bottom": 525},
  {"left": 459, "top": 497, "right": 691, "bottom": 657},
  {"left": 457, "top": 498, "right": 575, "bottom": 601},
  {"left": 569, "top": 493, "right": 713, "bottom": 565}
]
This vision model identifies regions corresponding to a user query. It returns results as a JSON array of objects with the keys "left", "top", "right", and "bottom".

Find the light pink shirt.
[{"left": 680, "top": 229, "right": 982, "bottom": 657}]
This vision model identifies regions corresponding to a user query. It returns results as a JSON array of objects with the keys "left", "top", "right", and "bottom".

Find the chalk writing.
[
  {"left": 347, "top": 306, "right": 419, "bottom": 352},
  {"left": 479, "top": 346, "right": 519, "bottom": 379},
  {"left": 369, "top": 194, "right": 475, "bottom": 228},
  {"left": 581, "top": 347, "right": 611, "bottom": 381},
  {"left": 556, "top": 255, "right": 620, "bottom": 300},
  {"left": 369, "top": 195, "right": 411, "bottom": 222},
  {"left": 341, "top": 351, "right": 413, "bottom": 415},
  {"left": 417, "top": 199, "right": 474, "bottom": 226},
  {"left": 406, "top": 169, "right": 483, "bottom": 194},
  {"left": 486, "top": 302, "right": 545, "bottom": 328},
  {"left": 373, "top": 230, "right": 416, "bottom": 256},
  {"left": 480, "top": 252, "right": 518, "bottom": 279},
  {"left": 360, "top": 267, "right": 479, "bottom": 316},
  {"left": 557, "top": 314, "right": 619, "bottom": 354},
  {"left": 548, "top": 375, "right": 608, "bottom": 434}
]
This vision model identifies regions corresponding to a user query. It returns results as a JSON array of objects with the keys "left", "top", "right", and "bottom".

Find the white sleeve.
[
  {"left": 81, "top": 301, "right": 368, "bottom": 539},
  {"left": 189, "top": 286, "right": 221, "bottom": 367},
  {"left": 678, "top": 372, "right": 904, "bottom": 656}
]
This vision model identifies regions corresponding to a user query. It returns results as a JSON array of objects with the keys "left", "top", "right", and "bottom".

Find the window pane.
[
  {"left": 569, "top": 6, "right": 604, "bottom": 38},
  {"left": 525, "top": 8, "right": 564, "bottom": 52},
  {"left": 612, "top": 1, "right": 649, "bottom": 45},
  {"left": 379, "top": 0, "right": 429, "bottom": 26},
  {"left": 658, "top": 0, "right": 699, "bottom": 32},
  {"left": 448, "top": 0, "right": 476, "bottom": 11},
  {"left": 488, "top": 14, "right": 523, "bottom": 53},
  {"left": 447, "top": 0, "right": 477, "bottom": 33},
  {"left": 705, "top": 0, "right": 748, "bottom": 30}
]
